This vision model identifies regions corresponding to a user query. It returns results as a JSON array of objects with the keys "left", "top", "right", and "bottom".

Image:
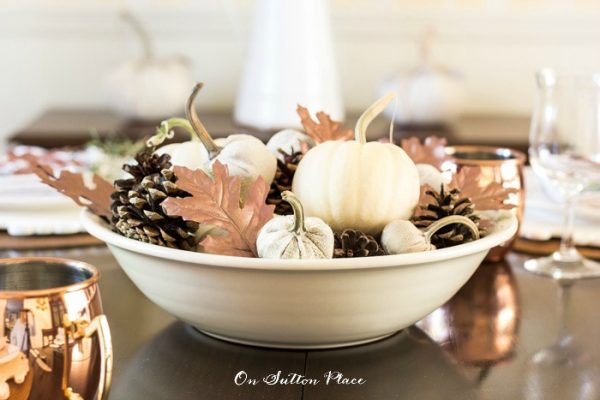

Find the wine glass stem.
[
  {"left": 554, "top": 193, "right": 581, "bottom": 263},
  {"left": 556, "top": 281, "right": 573, "bottom": 339}
]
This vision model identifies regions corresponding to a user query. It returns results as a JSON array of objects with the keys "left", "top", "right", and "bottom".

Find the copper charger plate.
[
  {"left": 513, "top": 237, "right": 600, "bottom": 261},
  {"left": 0, "top": 231, "right": 102, "bottom": 250}
]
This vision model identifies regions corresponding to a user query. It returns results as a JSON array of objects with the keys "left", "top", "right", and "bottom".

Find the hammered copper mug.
[
  {"left": 0, "top": 257, "right": 112, "bottom": 400},
  {"left": 445, "top": 145, "right": 526, "bottom": 261}
]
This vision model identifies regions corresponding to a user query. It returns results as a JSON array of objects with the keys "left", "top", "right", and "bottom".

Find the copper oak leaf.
[
  {"left": 401, "top": 136, "right": 450, "bottom": 170},
  {"left": 161, "top": 161, "right": 275, "bottom": 257},
  {"left": 297, "top": 105, "right": 354, "bottom": 143},
  {"left": 448, "top": 166, "right": 518, "bottom": 211},
  {"left": 32, "top": 162, "right": 113, "bottom": 219}
]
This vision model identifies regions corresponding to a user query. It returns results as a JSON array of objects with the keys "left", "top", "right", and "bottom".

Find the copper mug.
[
  {"left": 0, "top": 257, "right": 112, "bottom": 400},
  {"left": 445, "top": 145, "right": 526, "bottom": 261}
]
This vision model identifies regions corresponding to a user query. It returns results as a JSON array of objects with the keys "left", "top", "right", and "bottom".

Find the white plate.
[
  {"left": 0, "top": 173, "right": 84, "bottom": 234},
  {"left": 521, "top": 167, "right": 600, "bottom": 246}
]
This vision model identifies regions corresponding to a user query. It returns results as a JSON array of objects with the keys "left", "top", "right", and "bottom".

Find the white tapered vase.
[{"left": 234, "top": 0, "right": 344, "bottom": 130}]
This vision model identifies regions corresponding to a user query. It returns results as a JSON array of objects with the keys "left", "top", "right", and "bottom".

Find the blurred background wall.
[{"left": 2, "top": 0, "right": 600, "bottom": 140}]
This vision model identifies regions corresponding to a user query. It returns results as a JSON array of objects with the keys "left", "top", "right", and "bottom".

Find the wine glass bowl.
[{"left": 526, "top": 69, "right": 600, "bottom": 279}]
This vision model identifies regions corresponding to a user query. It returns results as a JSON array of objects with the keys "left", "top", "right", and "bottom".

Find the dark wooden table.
[
  {"left": 3, "top": 246, "right": 599, "bottom": 400},
  {"left": 8, "top": 108, "right": 530, "bottom": 153}
]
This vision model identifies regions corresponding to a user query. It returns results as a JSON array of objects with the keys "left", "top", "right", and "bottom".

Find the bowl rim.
[{"left": 81, "top": 210, "right": 518, "bottom": 271}]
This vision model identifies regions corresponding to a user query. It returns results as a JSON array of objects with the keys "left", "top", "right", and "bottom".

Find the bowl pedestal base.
[{"left": 196, "top": 328, "right": 400, "bottom": 350}]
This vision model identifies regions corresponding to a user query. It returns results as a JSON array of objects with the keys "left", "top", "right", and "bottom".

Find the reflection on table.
[
  {"left": 111, "top": 323, "right": 476, "bottom": 400},
  {"left": 3, "top": 248, "right": 600, "bottom": 399},
  {"left": 419, "top": 260, "right": 519, "bottom": 381}
]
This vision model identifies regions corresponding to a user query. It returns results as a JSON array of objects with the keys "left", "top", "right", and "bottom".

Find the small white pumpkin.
[
  {"left": 379, "top": 29, "right": 465, "bottom": 126},
  {"left": 149, "top": 118, "right": 209, "bottom": 170},
  {"left": 257, "top": 191, "right": 334, "bottom": 259},
  {"left": 107, "top": 12, "right": 193, "bottom": 120},
  {"left": 381, "top": 215, "right": 479, "bottom": 254},
  {"left": 416, "top": 163, "right": 445, "bottom": 189},
  {"left": 266, "top": 129, "right": 315, "bottom": 160},
  {"left": 156, "top": 141, "right": 208, "bottom": 170},
  {"left": 186, "top": 83, "right": 277, "bottom": 184},
  {"left": 292, "top": 93, "right": 420, "bottom": 235},
  {"left": 213, "top": 134, "right": 276, "bottom": 183}
]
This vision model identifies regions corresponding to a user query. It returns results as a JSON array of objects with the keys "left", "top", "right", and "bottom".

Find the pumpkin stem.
[
  {"left": 146, "top": 118, "right": 198, "bottom": 148},
  {"left": 186, "top": 83, "right": 222, "bottom": 158},
  {"left": 423, "top": 215, "right": 480, "bottom": 244},
  {"left": 282, "top": 191, "right": 306, "bottom": 234},
  {"left": 354, "top": 92, "right": 397, "bottom": 144},
  {"left": 121, "top": 10, "right": 154, "bottom": 61}
]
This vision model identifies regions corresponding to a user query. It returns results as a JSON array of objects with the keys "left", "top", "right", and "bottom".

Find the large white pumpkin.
[{"left": 292, "top": 93, "right": 420, "bottom": 235}]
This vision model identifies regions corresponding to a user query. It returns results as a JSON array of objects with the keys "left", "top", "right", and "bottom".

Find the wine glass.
[{"left": 526, "top": 69, "right": 600, "bottom": 279}]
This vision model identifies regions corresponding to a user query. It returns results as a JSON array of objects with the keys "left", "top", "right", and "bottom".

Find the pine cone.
[
  {"left": 413, "top": 185, "right": 481, "bottom": 248},
  {"left": 111, "top": 149, "right": 199, "bottom": 250},
  {"left": 266, "top": 149, "right": 304, "bottom": 215},
  {"left": 334, "top": 229, "right": 386, "bottom": 258}
]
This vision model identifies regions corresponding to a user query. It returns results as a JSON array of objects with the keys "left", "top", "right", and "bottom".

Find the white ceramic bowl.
[{"left": 82, "top": 211, "right": 518, "bottom": 349}]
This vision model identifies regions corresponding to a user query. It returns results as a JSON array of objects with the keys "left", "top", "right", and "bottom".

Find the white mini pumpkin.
[
  {"left": 149, "top": 118, "right": 209, "bottom": 170},
  {"left": 213, "top": 134, "right": 276, "bottom": 183},
  {"left": 107, "top": 12, "right": 193, "bottom": 120},
  {"left": 292, "top": 93, "right": 420, "bottom": 235},
  {"left": 257, "top": 191, "right": 334, "bottom": 259},
  {"left": 266, "top": 129, "right": 315, "bottom": 160},
  {"left": 156, "top": 141, "right": 208, "bottom": 170},
  {"left": 379, "top": 29, "right": 465, "bottom": 126},
  {"left": 416, "top": 163, "right": 445, "bottom": 190},
  {"left": 381, "top": 216, "right": 479, "bottom": 254},
  {"left": 185, "top": 83, "right": 277, "bottom": 184}
]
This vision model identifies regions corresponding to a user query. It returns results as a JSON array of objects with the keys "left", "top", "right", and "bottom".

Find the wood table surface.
[
  {"left": 3, "top": 246, "right": 599, "bottom": 400},
  {"left": 7, "top": 108, "right": 531, "bottom": 154}
]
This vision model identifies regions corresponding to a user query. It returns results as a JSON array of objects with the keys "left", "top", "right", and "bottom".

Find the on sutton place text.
[{"left": 234, "top": 370, "right": 366, "bottom": 386}]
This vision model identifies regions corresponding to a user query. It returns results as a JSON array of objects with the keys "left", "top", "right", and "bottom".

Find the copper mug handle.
[{"left": 62, "top": 315, "right": 113, "bottom": 400}]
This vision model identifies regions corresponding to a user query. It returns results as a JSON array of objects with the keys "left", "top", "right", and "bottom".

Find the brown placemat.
[
  {"left": 514, "top": 237, "right": 600, "bottom": 260},
  {"left": 0, "top": 231, "right": 103, "bottom": 250},
  {"left": 8, "top": 108, "right": 243, "bottom": 148}
]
